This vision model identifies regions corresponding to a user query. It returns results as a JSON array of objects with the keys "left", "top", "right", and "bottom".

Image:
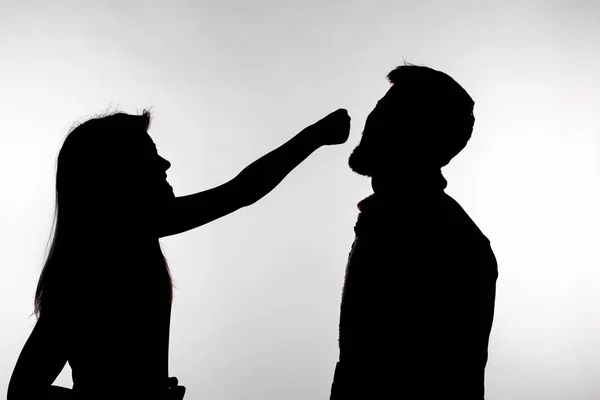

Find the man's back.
[{"left": 332, "top": 188, "right": 498, "bottom": 399}]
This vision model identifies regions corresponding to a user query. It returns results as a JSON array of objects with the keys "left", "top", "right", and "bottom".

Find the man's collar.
[{"left": 370, "top": 169, "right": 447, "bottom": 198}]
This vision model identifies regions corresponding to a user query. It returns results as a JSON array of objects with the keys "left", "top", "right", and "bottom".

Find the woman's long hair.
[{"left": 34, "top": 110, "right": 173, "bottom": 319}]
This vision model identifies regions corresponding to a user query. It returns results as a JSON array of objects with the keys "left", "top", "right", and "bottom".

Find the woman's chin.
[{"left": 158, "top": 183, "right": 175, "bottom": 198}]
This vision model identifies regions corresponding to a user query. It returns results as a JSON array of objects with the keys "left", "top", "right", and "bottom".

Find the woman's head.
[
  {"left": 56, "top": 110, "right": 174, "bottom": 235},
  {"left": 34, "top": 110, "right": 174, "bottom": 318}
]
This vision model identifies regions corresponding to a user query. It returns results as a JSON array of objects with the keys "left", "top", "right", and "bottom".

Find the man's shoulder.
[{"left": 439, "top": 192, "right": 491, "bottom": 244}]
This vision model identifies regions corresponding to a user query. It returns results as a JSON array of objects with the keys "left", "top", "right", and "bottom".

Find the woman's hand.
[
  {"left": 308, "top": 108, "right": 351, "bottom": 146},
  {"left": 46, "top": 386, "right": 74, "bottom": 400},
  {"left": 166, "top": 377, "right": 186, "bottom": 400}
]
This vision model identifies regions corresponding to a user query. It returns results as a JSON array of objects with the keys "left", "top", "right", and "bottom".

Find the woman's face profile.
[
  {"left": 108, "top": 131, "right": 175, "bottom": 234},
  {"left": 135, "top": 132, "right": 174, "bottom": 202}
]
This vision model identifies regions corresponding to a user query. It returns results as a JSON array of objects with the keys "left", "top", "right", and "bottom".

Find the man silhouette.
[{"left": 330, "top": 64, "right": 498, "bottom": 399}]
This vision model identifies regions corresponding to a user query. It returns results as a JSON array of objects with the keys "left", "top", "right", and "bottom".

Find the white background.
[{"left": 2, "top": 1, "right": 600, "bottom": 399}]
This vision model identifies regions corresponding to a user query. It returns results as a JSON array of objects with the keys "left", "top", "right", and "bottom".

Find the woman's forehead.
[
  {"left": 142, "top": 132, "right": 156, "bottom": 147},
  {"left": 130, "top": 131, "right": 156, "bottom": 149},
  {"left": 113, "top": 132, "right": 157, "bottom": 158}
]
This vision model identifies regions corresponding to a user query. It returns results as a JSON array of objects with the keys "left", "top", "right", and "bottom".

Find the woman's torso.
[{"left": 64, "top": 243, "right": 173, "bottom": 400}]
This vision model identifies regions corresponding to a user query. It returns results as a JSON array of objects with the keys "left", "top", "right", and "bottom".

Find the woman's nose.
[{"left": 160, "top": 156, "right": 171, "bottom": 171}]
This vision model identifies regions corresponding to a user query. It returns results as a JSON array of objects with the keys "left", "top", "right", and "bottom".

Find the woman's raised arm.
[{"left": 156, "top": 109, "right": 350, "bottom": 238}]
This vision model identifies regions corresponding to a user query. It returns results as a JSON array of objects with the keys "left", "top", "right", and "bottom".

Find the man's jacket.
[{"left": 331, "top": 179, "right": 498, "bottom": 399}]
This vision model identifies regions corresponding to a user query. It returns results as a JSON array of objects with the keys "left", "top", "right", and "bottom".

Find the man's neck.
[{"left": 371, "top": 168, "right": 447, "bottom": 197}]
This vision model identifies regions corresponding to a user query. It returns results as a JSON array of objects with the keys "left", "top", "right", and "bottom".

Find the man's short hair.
[{"left": 386, "top": 64, "right": 475, "bottom": 167}]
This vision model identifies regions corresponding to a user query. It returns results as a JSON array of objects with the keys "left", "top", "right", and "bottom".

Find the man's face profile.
[{"left": 348, "top": 86, "right": 408, "bottom": 177}]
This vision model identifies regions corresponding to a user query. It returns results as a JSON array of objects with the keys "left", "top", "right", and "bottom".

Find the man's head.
[{"left": 348, "top": 64, "right": 475, "bottom": 177}]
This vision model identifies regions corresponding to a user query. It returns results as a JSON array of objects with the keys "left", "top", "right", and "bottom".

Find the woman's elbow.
[
  {"left": 7, "top": 377, "right": 43, "bottom": 400},
  {"left": 7, "top": 385, "right": 64, "bottom": 400},
  {"left": 7, "top": 382, "right": 30, "bottom": 400}
]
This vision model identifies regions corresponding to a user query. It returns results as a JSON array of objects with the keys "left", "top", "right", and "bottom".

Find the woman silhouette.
[{"left": 8, "top": 108, "right": 350, "bottom": 400}]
